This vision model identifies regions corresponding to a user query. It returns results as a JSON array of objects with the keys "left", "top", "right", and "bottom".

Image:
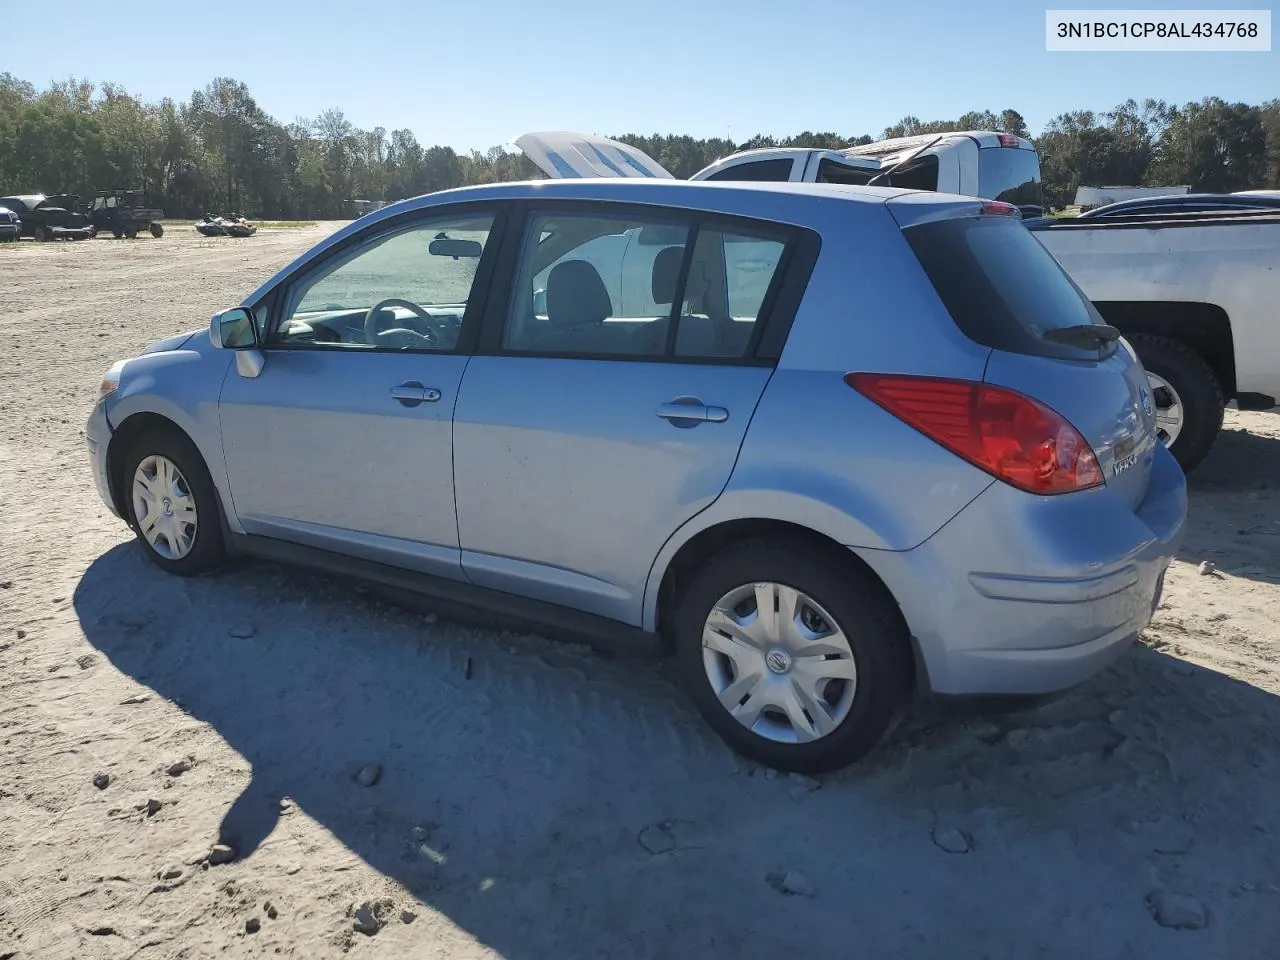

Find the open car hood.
[{"left": 512, "top": 131, "right": 675, "bottom": 180}]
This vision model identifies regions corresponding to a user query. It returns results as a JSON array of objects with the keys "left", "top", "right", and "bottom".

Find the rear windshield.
[
  {"left": 978, "top": 147, "right": 1043, "bottom": 216},
  {"left": 904, "top": 215, "right": 1113, "bottom": 361}
]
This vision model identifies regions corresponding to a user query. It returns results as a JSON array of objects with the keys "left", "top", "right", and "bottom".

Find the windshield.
[
  {"left": 905, "top": 215, "right": 1112, "bottom": 361},
  {"left": 978, "top": 147, "right": 1043, "bottom": 215}
]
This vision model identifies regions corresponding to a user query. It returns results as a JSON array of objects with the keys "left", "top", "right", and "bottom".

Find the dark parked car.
[
  {"left": 87, "top": 190, "right": 165, "bottom": 238},
  {"left": 0, "top": 206, "right": 20, "bottom": 241},
  {"left": 1080, "top": 193, "right": 1280, "bottom": 219},
  {"left": 0, "top": 194, "right": 94, "bottom": 241}
]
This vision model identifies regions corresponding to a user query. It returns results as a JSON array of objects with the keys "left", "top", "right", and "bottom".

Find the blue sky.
[{"left": 9, "top": 0, "right": 1270, "bottom": 150}]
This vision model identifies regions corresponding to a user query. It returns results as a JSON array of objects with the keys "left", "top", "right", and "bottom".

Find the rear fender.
[{"left": 640, "top": 467, "right": 993, "bottom": 632}]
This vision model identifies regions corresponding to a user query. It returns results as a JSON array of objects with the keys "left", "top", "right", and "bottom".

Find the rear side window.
[
  {"left": 500, "top": 205, "right": 805, "bottom": 362},
  {"left": 816, "top": 158, "right": 878, "bottom": 186},
  {"left": 905, "top": 216, "right": 1113, "bottom": 361},
  {"left": 877, "top": 155, "right": 939, "bottom": 192},
  {"left": 977, "top": 147, "right": 1043, "bottom": 215},
  {"left": 702, "top": 159, "right": 794, "bottom": 182}
]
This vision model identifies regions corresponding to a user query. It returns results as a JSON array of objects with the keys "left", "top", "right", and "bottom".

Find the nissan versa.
[{"left": 85, "top": 179, "right": 1187, "bottom": 772}]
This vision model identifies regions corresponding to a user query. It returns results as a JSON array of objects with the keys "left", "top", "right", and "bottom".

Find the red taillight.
[
  {"left": 845, "top": 374, "right": 1103, "bottom": 495},
  {"left": 997, "top": 132, "right": 1021, "bottom": 147},
  {"left": 981, "top": 200, "right": 1019, "bottom": 217}
]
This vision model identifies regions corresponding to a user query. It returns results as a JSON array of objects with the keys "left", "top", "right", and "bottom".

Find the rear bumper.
[{"left": 855, "top": 444, "right": 1186, "bottom": 697}]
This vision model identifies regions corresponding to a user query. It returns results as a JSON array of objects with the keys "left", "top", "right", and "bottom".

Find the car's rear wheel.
[
  {"left": 124, "top": 227, "right": 139, "bottom": 240},
  {"left": 149, "top": 222, "right": 164, "bottom": 238},
  {"left": 33, "top": 226, "right": 48, "bottom": 242},
  {"left": 112, "top": 228, "right": 123, "bottom": 239},
  {"left": 122, "top": 429, "right": 226, "bottom": 576},
  {"left": 674, "top": 538, "right": 912, "bottom": 773}
]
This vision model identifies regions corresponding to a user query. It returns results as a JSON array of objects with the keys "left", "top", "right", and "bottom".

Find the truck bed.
[{"left": 1027, "top": 211, "right": 1280, "bottom": 405}]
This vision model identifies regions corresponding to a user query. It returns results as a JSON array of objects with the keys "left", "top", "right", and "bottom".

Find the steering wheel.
[{"left": 363, "top": 298, "right": 448, "bottom": 346}]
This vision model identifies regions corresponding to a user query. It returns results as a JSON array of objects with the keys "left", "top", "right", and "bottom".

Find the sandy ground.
[{"left": 2, "top": 225, "right": 1279, "bottom": 960}]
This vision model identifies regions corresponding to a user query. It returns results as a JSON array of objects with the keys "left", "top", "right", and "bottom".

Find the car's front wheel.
[
  {"left": 122, "top": 429, "right": 226, "bottom": 576},
  {"left": 674, "top": 538, "right": 913, "bottom": 773}
]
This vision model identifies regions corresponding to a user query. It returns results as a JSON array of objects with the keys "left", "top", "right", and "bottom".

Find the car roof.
[
  {"left": 404, "top": 178, "right": 914, "bottom": 205},
  {"left": 844, "top": 131, "right": 1035, "bottom": 156},
  {"left": 244, "top": 178, "right": 963, "bottom": 307}
]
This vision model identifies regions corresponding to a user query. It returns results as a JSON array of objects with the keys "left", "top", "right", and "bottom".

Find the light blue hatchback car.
[{"left": 86, "top": 179, "right": 1186, "bottom": 772}]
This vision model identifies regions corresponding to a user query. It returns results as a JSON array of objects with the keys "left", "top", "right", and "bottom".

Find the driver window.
[{"left": 277, "top": 213, "right": 495, "bottom": 352}]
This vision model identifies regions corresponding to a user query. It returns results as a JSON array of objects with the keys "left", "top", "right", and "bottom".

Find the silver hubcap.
[
  {"left": 131, "top": 455, "right": 198, "bottom": 560},
  {"left": 701, "top": 582, "right": 857, "bottom": 744},
  {"left": 1146, "top": 372, "right": 1184, "bottom": 447}
]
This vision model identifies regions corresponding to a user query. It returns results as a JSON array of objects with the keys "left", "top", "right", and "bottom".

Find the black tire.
[
  {"left": 111, "top": 228, "right": 123, "bottom": 239},
  {"left": 149, "top": 222, "right": 164, "bottom": 238},
  {"left": 124, "top": 227, "right": 138, "bottom": 240},
  {"left": 1128, "top": 334, "right": 1225, "bottom": 473},
  {"left": 121, "top": 428, "right": 227, "bottom": 577},
  {"left": 33, "top": 226, "right": 48, "bottom": 242},
  {"left": 674, "top": 537, "right": 913, "bottom": 773}
]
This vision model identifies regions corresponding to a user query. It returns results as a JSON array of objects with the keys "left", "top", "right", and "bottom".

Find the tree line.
[{"left": 1, "top": 73, "right": 1277, "bottom": 219}]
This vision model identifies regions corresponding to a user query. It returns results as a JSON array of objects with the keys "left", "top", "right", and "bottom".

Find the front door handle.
[
  {"left": 656, "top": 398, "right": 730, "bottom": 426},
  {"left": 390, "top": 381, "right": 442, "bottom": 408}
]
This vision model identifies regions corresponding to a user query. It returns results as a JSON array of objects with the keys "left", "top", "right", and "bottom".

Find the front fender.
[{"left": 104, "top": 347, "right": 238, "bottom": 530}]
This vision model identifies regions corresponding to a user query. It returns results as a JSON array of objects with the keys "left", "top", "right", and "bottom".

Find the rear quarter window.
[
  {"left": 977, "top": 147, "right": 1043, "bottom": 213},
  {"left": 880, "top": 155, "right": 939, "bottom": 192},
  {"left": 904, "top": 216, "right": 1113, "bottom": 361},
  {"left": 702, "top": 158, "right": 795, "bottom": 182}
]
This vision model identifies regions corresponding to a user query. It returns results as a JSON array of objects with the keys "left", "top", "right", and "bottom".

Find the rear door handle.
[
  {"left": 390, "top": 381, "right": 441, "bottom": 407},
  {"left": 655, "top": 399, "right": 729, "bottom": 425}
]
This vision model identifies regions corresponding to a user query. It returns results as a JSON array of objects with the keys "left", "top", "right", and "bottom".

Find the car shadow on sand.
[
  {"left": 1179, "top": 423, "right": 1280, "bottom": 584},
  {"left": 75, "top": 543, "right": 1280, "bottom": 958}
]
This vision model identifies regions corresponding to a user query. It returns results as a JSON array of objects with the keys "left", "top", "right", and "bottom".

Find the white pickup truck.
[
  {"left": 516, "top": 131, "right": 1278, "bottom": 470},
  {"left": 1027, "top": 212, "right": 1280, "bottom": 470}
]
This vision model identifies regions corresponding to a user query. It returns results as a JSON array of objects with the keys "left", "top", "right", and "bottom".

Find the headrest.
[{"left": 546, "top": 260, "right": 612, "bottom": 328}]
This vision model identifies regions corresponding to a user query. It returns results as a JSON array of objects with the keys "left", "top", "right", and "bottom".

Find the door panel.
[
  {"left": 219, "top": 351, "right": 470, "bottom": 578},
  {"left": 453, "top": 356, "right": 772, "bottom": 622},
  {"left": 216, "top": 206, "right": 503, "bottom": 577}
]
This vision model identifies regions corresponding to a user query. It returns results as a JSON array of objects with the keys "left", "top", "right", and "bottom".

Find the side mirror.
[{"left": 210, "top": 307, "right": 257, "bottom": 349}]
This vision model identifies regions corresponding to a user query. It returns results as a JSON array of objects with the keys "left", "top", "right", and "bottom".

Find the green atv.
[{"left": 87, "top": 190, "right": 165, "bottom": 239}]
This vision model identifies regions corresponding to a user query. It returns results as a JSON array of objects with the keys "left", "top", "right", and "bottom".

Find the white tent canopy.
[{"left": 511, "top": 131, "right": 675, "bottom": 180}]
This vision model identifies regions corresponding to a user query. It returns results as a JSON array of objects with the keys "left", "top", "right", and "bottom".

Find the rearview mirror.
[
  {"left": 429, "top": 237, "right": 483, "bottom": 259},
  {"left": 210, "top": 307, "right": 257, "bottom": 349}
]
